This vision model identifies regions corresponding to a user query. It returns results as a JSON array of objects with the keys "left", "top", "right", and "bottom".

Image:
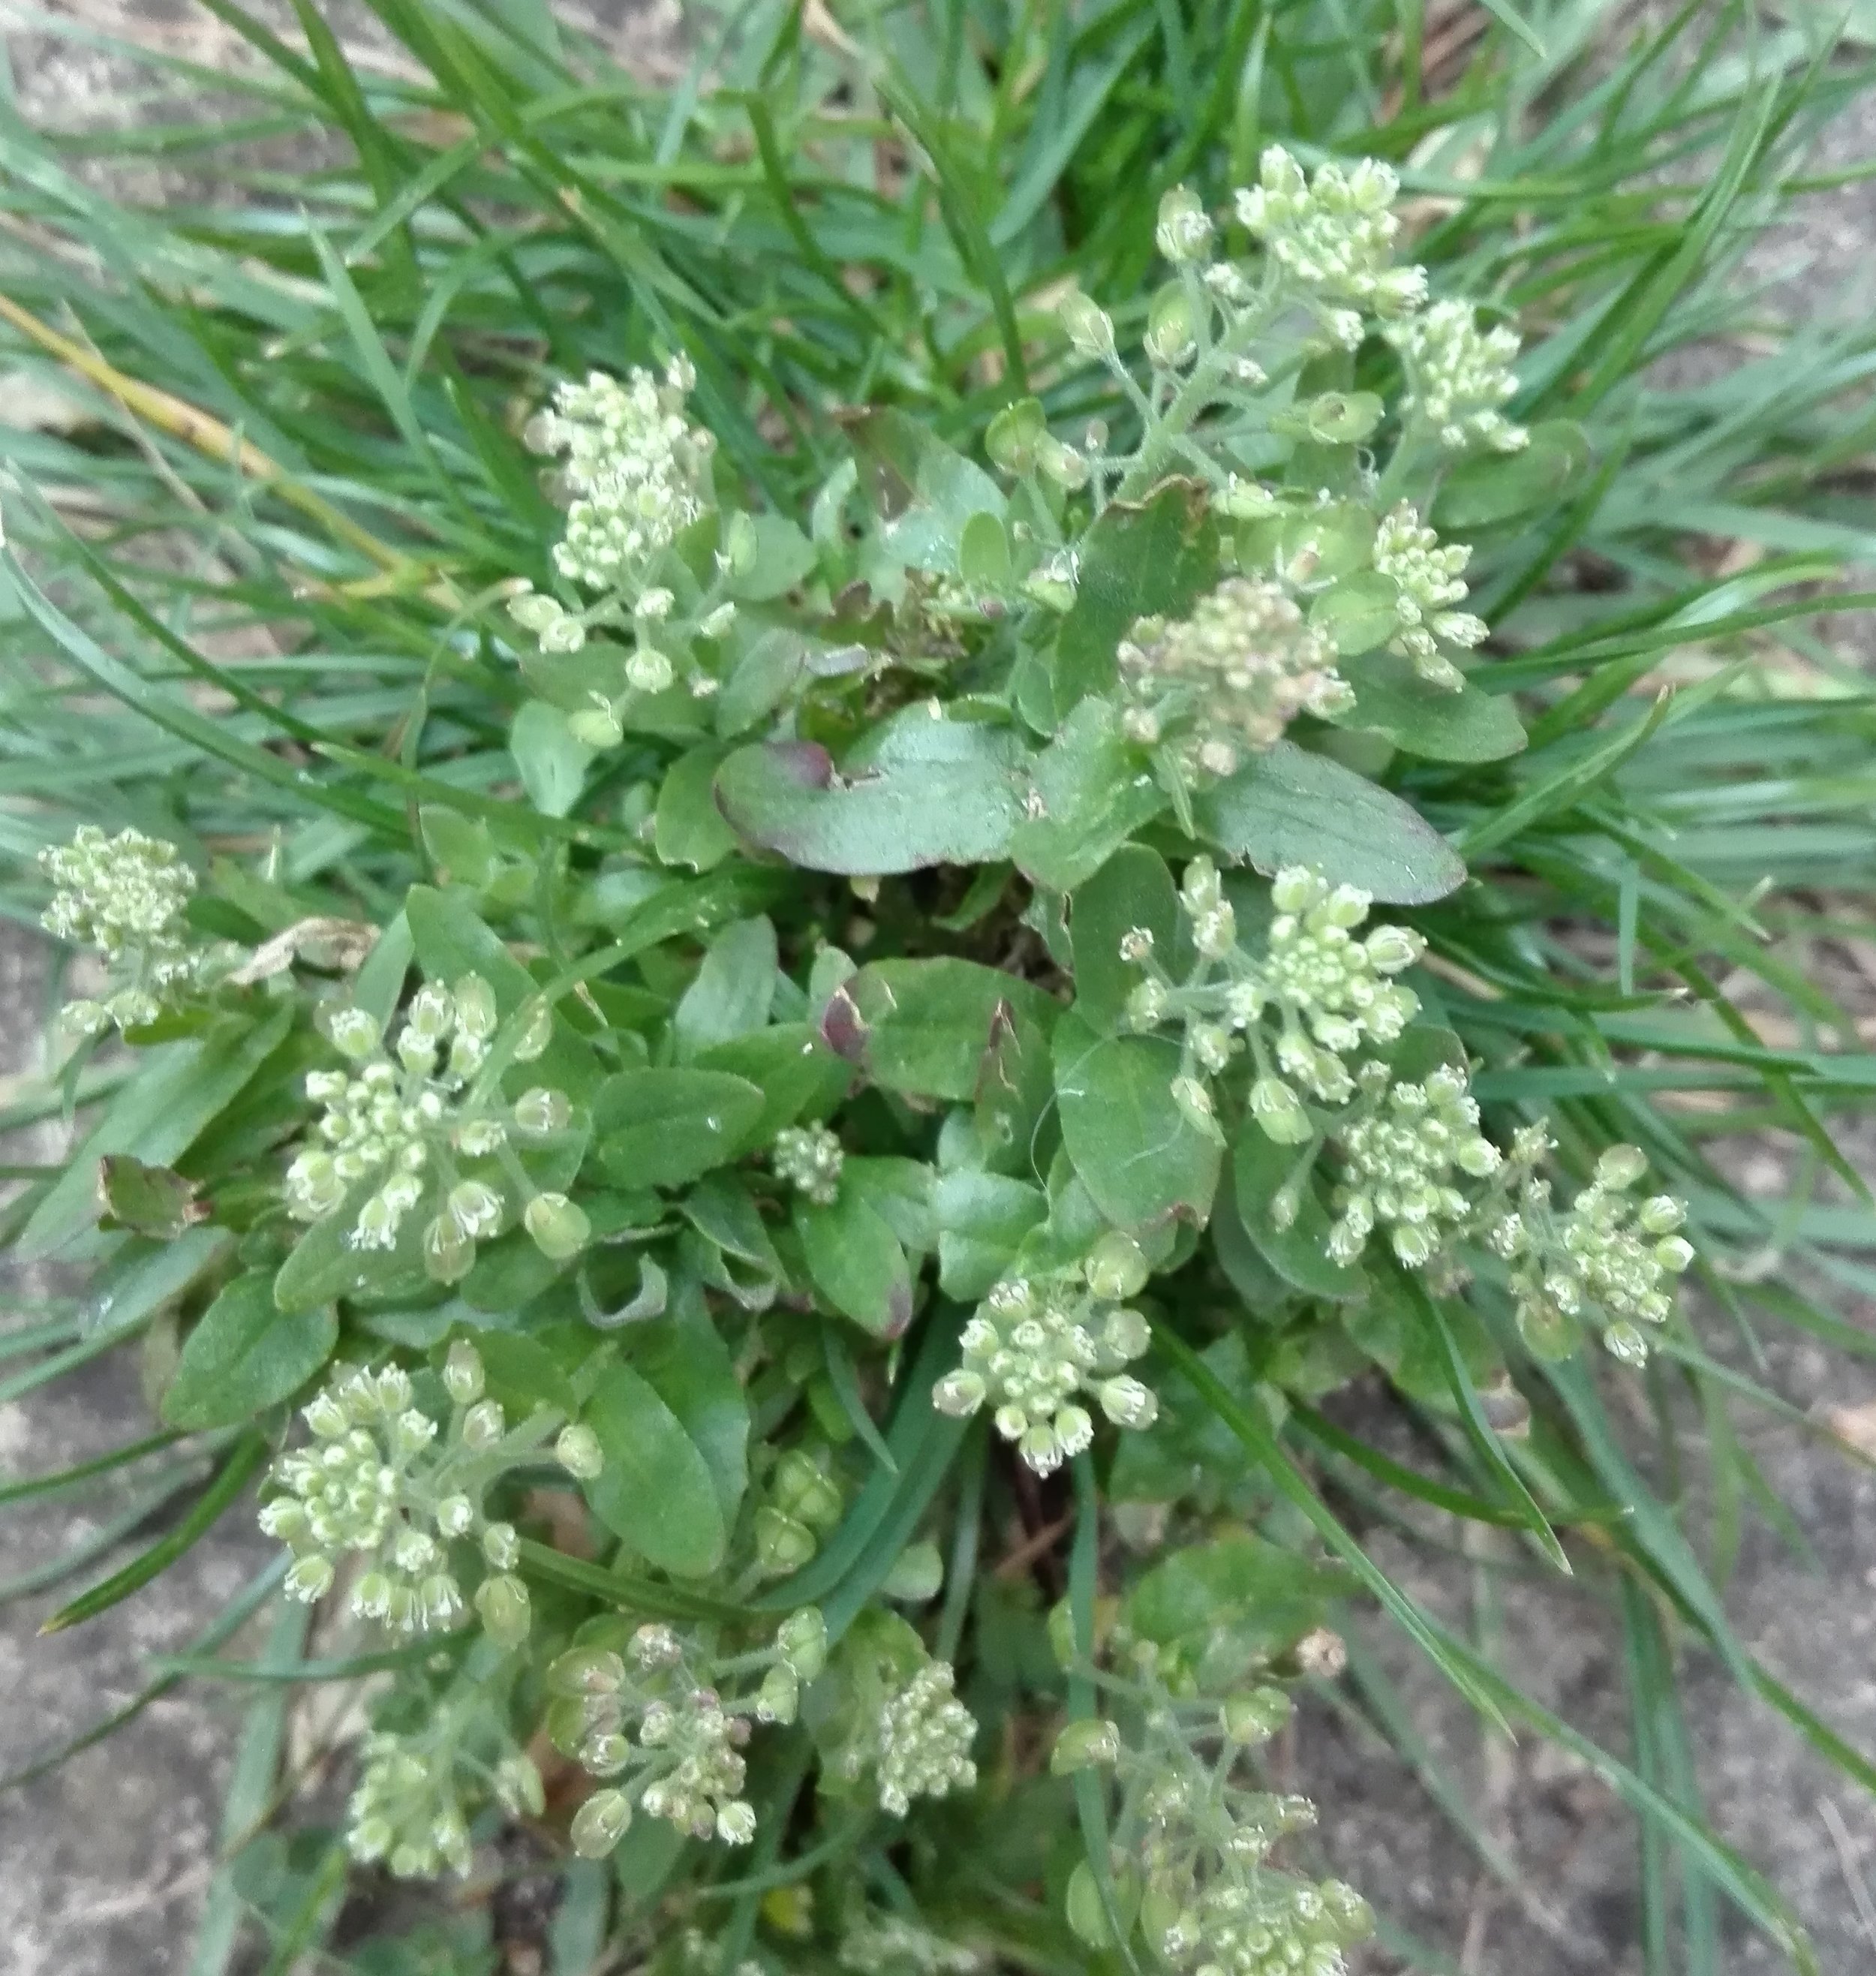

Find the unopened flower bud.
[
  {"left": 423, "top": 1215, "right": 474, "bottom": 1286},
  {"left": 1595, "top": 1144, "right": 1649, "bottom": 1190},
  {"left": 512, "top": 1000, "right": 554, "bottom": 1063},
  {"left": 1155, "top": 184, "right": 1213, "bottom": 263},
  {"left": 461, "top": 1399, "right": 506, "bottom": 1449},
  {"left": 482, "top": 1520, "right": 518, "bottom": 1568},
  {"left": 1086, "top": 1231, "right": 1150, "bottom": 1301},
  {"left": 1060, "top": 292, "right": 1116, "bottom": 359},
  {"left": 328, "top": 1007, "right": 380, "bottom": 1060},
  {"left": 443, "top": 1340, "right": 484, "bottom": 1403},
  {"left": 717, "top": 1801, "right": 757, "bottom": 1845},
  {"left": 453, "top": 975, "right": 498, "bottom": 1041},
  {"left": 514, "top": 1086, "right": 571, "bottom": 1134},
  {"left": 1639, "top": 1195, "right": 1685, "bottom": 1235},
  {"left": 555, "top": 1423, "right": 605, "bottom": 1480},
  {"left": 1250, "top": 1075, "right": 1312, "bottom": 1144},
  {"left": 526, "top": 1190, "right": 591, "bottom": 1260}
]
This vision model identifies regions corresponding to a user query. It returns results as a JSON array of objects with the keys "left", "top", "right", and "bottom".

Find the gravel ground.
[{"left": 1, "top": 6, "right": 1874, "bottom": 1972}]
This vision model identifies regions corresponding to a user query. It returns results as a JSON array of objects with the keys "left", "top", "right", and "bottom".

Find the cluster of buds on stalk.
[
  {"left": 1054, "top": 1660, "right": 1372, "bottom": 1976},
  {"left": 933, "top": 1237, "right": 1159, "bottom": 1476},
  {"left": 1118, "top": 860, "right": 1421, "bottom": 1152},
  {"left": 1384, "top": 299, "right": 1527, "bottom": 454},
  {"left": 507, "top": 356, "right": 747, "bottom": 745},
  {"left": 259, "top": 1340, "right": 600, "bottom": 1647},
  {"left": 1472, "top": 1135, "right": 1694, "bottom": 1364},
  {"left": 283, "top": 973, "right": 589, "bottom": 1276},
  {"left": 828, "top": 1643, "right": 981, "bottom": 1818},
  {"left": 1117, "top": 576, "right": 1354, "bottom": 780},
  {"left": 1369, "top": 503, "right": 1489, "bottom": 690},
  {"left": 547, "top": 1610, "right": 827, "bottom": 1855},
  {"left": 773, "top": 1122, "right": 844, "bottom": 1205},
  {"left": 38, "top": 826, "right": 206, "bottom": 1035}
]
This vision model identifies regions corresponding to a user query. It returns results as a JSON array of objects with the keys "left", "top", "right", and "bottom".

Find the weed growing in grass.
[{"left": 0, "top": 2, "right": 1874, "bottom": 1971}]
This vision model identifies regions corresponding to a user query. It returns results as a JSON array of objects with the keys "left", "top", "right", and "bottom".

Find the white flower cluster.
[
  {"left": 933, "top": 1273, "right": 1158, "bottom": 1477},
  {"left": 1117, "top": 577, "right": 1354, "bottom": 778},
  {"left": 526, "top": 359, "right": 715, "bottom": 595},
  {"left": 260, "top": 1342, "right": 595, "bottom": 1643},
  {"left": 874, "top": 1659, "right": 979, "bottom": 1817},
  {"left": 774, "top": 1122, "right": 844, "bottom": 1205},
  {"left": 555, "top": 1611, "right": 826, "bottom": 1857},
  {"left": 1370, "top": 503, "right": 1487, "bottom": 690},
  {"left": 284, "top": 975, "right": 586, "bottom": 1275},
  {"left": 1384, "top": 299, "right": 1527, "bottom": 453},
  {"left": 1234, "top": 148, "right": 1426, "bottom": 317},
  {"left": 1490, "top": 1142, "right": 1694, "bottom": 1364},
  {"left": 837, "top": 1909, "right": 984, "bottom": 1974},
  {"left": 347, "top": 1730, "right": 475, "bottom": 1878},
  {"left": 1328, "top": 1062, "right": 1500, "bottom": 1267},
  {"left": 1123, "top": 862, "right": 1422, "bottom": 1145},
  {"left": 39, "top": 826, "right": 202, "bottom": 1033}
]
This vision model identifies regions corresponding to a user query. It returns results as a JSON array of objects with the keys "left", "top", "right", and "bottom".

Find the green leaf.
[
  {"left": 1053, "top": 478, "right": 1222, "bottom": 714},
  {"left": 1231, "top": 1131, "right": 1367, "bottom": 1303},
  {"left": 585, "top": 1363, "right": 727, "bottom": 1578},
  {"left": 626, "top": 1287, "right": 750, "bottom": 1532},
  {"left": 1124, "top": 1532, "right": 1340, "bottom": 1688},
  {"left": 655, "top": 743, "right": 741, "bottom": 871},
  {"left": 1192, "top": 742, "right": 1466, "bottom": 904},
  {"left": 726, "top": 512, "right": 817, "bottom": 600},
  {"left": 1012, "top": 697, "right": 1169, "bottom": 893},
  {"left": 163, "top": 1275, "right": 338, "bottom": 1431},
  {"left": 1068, "top": 844, "right": 1180, "bottom": 1034},
  {"left": 1054, "top": 1011, "right": 1220, "bottom": 1230},
  {"left": 1433, "top": 422, "right": 1592, "bottom": 531},
  {"left": 837, "top": 957, "right": 1056, "bottom": 1106},
  {"left": 795, "top": 1187, "right": 915, "bottom": 1337},
  {"left": 847, "top": 408, "right": 1006, "bottom": 576},
  {"left": 934, "top": 1169, "right": 1048, "bottom": 1300},
  {"left": 98, "top": 1156, "right": 205, "bottom": 1241},
  {"left": 674, "top": 916, "right": 777, "bottom": 1060},
  {"left": 474, "top": 1331, "right": 579, "bottom": 1419},
  {"left": 593, "top": 1068, "right": 766, "bottom": 1190},
  {"left": 510, "top": 699, "right": 592, "bottom": 818},
  {"left": 715, "top": 716, "right": 1033, "bottom": 874},
  {"left": 691, "top": 1024, "right": 852, "bottom": 1141},
  {"left": 1331, "top": 656, "right": 1527, "bottom": 764}
]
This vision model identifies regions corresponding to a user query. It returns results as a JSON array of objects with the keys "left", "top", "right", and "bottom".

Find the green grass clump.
[{"left": 1, "top": 2, "right": 1874, "bottom": 1971}]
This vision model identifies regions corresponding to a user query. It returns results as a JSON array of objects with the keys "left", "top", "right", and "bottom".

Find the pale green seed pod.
[
  {"left": 1250, "top": 1075, "right": 1312, "bottom": 1144},
  {"left": 570, "top": 1788, "right": 632, "bottom": 1857},
  {"left": 1085, "top": 1230, "right": 1149, "bottom": 1302},
  {"left": 1051, "top": 1718, "right": 1122, "bottom": 1774},
  {"left": 776, "top": 1607, "right": 827, "bottom": 1681},
  {"left": 754, "top": 1507, "right": 817, "bottom": 1574},
  {"left": 423, "top": 1215, "right": 474, "bottom": 1286},
  {"left": 477, "top": 1573, "right": 531, "bottom": 1649}
]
